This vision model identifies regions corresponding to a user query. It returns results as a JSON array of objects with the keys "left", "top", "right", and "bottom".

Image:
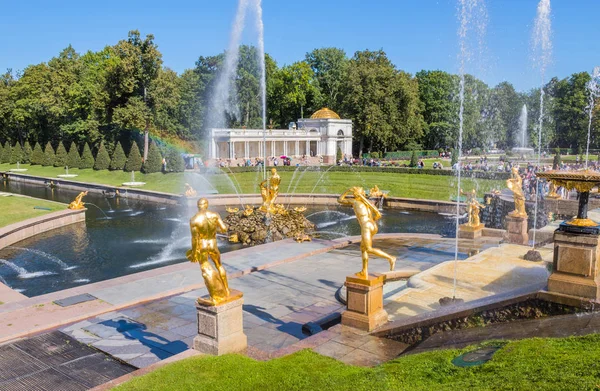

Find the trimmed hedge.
[
  {"left": 80, "top": 143, "right": 95, "bottom": 169},
  {"left": 1, "top": 142, "right": 11, "bottom": 163},
  {"left": 110, "top": 142, "right": 126, "bottom": 171},
  {"left": 9, "top": 143, "right": 23, "bottom": 164},
  {"left": 94, "top": 143, "right": 110, "bottom": 170},
  {"left": 43, "top": 142, "right": 55, "bottom": 166},
  {"left": 66, "top": 142, "right": 81, "bottom": 169},
  {"left": 142, "top": 142, "right": 162, "bottom": 173},
  {"left": 362, "top": 150, "right": 440, "bottom": 159},
  {"left": 31, "top": 143, "right": 44, "bottom": 165},
  {"left": 54, "top": 142, "right": 67, "bottom": 167},
  {"left": 166, "top": 147, "right": 185, "bottom": 172},
  {"left": 125, "top": 141, "right": 142, "bottom": 172},
  {"left": 22, "top": 142, "right": 32, "bottom": 164},
  {"left": 210, "top": 165, "right": 510, "bottom": 180}
]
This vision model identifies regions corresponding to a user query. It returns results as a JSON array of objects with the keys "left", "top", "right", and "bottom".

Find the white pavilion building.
[{"left": 208, "top": 108, "right": 353, "bottom": 164}]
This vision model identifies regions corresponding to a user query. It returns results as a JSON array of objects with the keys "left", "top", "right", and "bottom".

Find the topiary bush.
[
  {"left": 54, "top": 142, "right": 67, "bottom": 167},
  {"left": 1, "top": 141, "right": 11, "bottom": 163},
  {"left": 553, "top": 151, "right": 562, "bottom": 169},
  {"left": 110, "top": 142, "right": 127, "bottom": 171},
  {"left": 66, "top": 142, "right": 81, "bottom": 169},
  {"left": 31, "top": 143, "right": 44, "bottom": 165},
  {"left": 166, "top": 147, "right": 185, "bottom": 172},
  {"left": 42, "top": 142, "right": 56, "bottom": 166},
  {"left": 142, "top": 142, "right": 163, "bottom": 173},
  {"left": 80, "top": 143, "right": 95, "bottom": 169},
  {"left": 9, "top": 143, "right": 23, "bottom": 164},
  {"left": 336, "top": 147, "right": 342, "bottom": 162},
  {"left": 0, "top": 142, "right": 3, "bottom": 161},
  {"left": 22, "top": 142, "right": 33, "bottom": 164},
  {"left": 94, "top": 143, "right": 110, "bottom": 170},
  {"left": 125, "top": 141, "right": 143, "bottom": 172},
  {"left": 409, "top": 150, "right": 418, "bottom": 167},
  {"left": 451, "top": 149, "right": 458, "bottom": 166}
]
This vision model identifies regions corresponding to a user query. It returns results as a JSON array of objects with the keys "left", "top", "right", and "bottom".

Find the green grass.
[
  {"left": 114, "top": 334, "right": 600, "bottom": 391},
  {"left": 0, "top": 163, "right": 504, "bottom": 202},
  {"left": 0, "top": 195, "right": 64, "bottom": 228}
]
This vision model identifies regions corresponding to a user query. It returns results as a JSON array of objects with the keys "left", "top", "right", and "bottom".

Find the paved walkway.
[{"left": 57, "top": 236, "right": 497, "bottom": 368}]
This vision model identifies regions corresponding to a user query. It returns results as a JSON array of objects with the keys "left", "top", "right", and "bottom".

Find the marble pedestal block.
[
  {"left": 342, "top": 274, "right": 388, "bottom": 331},
  {"left": 548, "top": 231, "right": 600, "bottom": 300},
  {"left": 504, "top": 215, "right": 528, "bottom": 245},
  {"left": 458, "top": 223, "right": 484, "bottom": 239},
  {"left": 193, "top": 290, "right": 247, "bottom": 355}
]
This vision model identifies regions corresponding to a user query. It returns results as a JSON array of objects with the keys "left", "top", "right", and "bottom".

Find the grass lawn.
[
  {"left": 115, "top": 334, "right": 600, "bottom": 391},
  {"left": 0, "top": 163, "right": 504, "bottom": 202},
  {"left": 0, "top": 195, "right": 64, "bottom": 228}
]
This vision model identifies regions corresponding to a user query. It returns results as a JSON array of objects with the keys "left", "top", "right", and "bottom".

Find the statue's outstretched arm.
[
  {"left": 338, "top": 190, "right": 352, "bottom": 205},
  {"left": 217, "top": 215, "right": 227, "bottom": 233}
]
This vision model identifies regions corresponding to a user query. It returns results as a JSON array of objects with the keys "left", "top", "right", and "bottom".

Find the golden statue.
[
  {"left": 186, "top": 198, "right": 234, "bottom": 306},
  {"left": 460, "top": 189, "right": 485, "bottom": 227},
  {"left": 243, "top": 205, "right": 254, "bottom": 216},
  {"left": 506, "top": 166, "right": 527, "bottom": 218},
  {"left": 547, "top": 182, "right": 560, "bottom": 199},
  {"left": 68, "top": 191, "right": 88, "bottom": 210},
  {"left": 259, "top": 168, "right": 281, "bottom": 213},
  {"left": 226, "top": 207, "right": 239, "bottom": 214},
  {"left": 184, "top": 183, "right": 197, "bottom": 198},
  {"left": 338, "top": 186, "right": 396, "bottom": 279},
  {"left": 369, "top": 185, "right": 387, "bottom": 199},
  {"left": 293, "top": 206, "right": 307, "bottom": 213}
]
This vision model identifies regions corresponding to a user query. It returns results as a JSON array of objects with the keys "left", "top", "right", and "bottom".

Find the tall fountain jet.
[
  {"left": 585, "top": 67, "right": 600, "bottom": 168},
  {"left": 531, "top": 0, "right": 552, "bottom": 247},
  {"left": 519, "top": 104, "right": 528, "bottom": 148}
]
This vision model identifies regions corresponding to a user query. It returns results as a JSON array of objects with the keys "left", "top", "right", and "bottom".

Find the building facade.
[{"left": 209, "top": 108, "right": 353, "bottom": 163}]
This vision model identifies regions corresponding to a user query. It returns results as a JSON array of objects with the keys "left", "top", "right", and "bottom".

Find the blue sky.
[{"left": 0, "top": 0, "right": 597, "bottom": 92}]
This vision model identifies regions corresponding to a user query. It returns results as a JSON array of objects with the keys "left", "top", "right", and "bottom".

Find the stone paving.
[{"left": 60, "top": 236, "right": 496, "bottom": 368}]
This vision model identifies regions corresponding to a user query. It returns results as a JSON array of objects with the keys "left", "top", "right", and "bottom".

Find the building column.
[
  {"left": 284, "top": 141, "right": 288, "bottom": 156},
  {"left": 211, "top": 139, "right": 217, "bottom": 159},
  {"left": 295, "top": 141, "right": 299, "bottom": 156},
  {"left": 244, "top": 141, "right": 249, "bottom": 159},
  {"left": 306, "top": 141, "right": 310, "bottom": 155},
  {"left": 271, "top": 141, "right": 275, "bottom": 157}
]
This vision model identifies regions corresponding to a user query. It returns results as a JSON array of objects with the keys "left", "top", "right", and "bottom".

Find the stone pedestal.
[
  {"left": 342, "top": 274, "right": 388, "bottom": 331},
  {"left": 548, "top": 231, "right": 600, "bottom": 300},
  {"left": 193, "top": 290, "right": 247, "bottom": 355},
  {"left": 458, "top": 223, "right": 484, "bottom": 239},
  {"left": 504, "top": 215, "right": 528, "bottom": 245}
]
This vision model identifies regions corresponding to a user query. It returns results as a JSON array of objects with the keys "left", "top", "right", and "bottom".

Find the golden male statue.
[
  {"left": 68, "top": 191, "right": 88, "bottom": 210},
  {"left": 461, "top": 188, "right": 484, "bottom": 227},
  {"left": 506, "top": 166, "right": 527, "bottom": 218},
  {"left": 186, "top": 198, "right": 231, "bottom": 305},
  {"left": 259, "top": 168, "right": 281, "bottom": 213},
  {"left": 338, "top": 186, "right": 396, "bottom": 279}
]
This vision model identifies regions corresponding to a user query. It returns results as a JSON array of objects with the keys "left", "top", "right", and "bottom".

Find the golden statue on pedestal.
[
  {"left": 369, "top": 185, "right": 387, "bottom": 199},
  {"left": 460, "top": 189, "right": 485, "bottom": 227},
  {"left": 506, "top": 166, "right": 527, "bottom": 218},
  {"left": 338, "top": 186, "right": 396, "bottom": 279},
  {"left": 259, "top": 168, "right": 281, "bottom": 213},
  {"left": 184, "top": 183, "right": 197, "bottom": 198},
  {"left": 186, "top": 198, "right": 236, "bottom": 306},
  {"left": 68, "top": 191, "right": 88, "bottom": 210},
  {"left": 546, "top": 182, "right": 560, "bottom": 199}
]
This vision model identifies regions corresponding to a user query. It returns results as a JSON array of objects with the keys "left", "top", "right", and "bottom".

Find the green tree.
[
  {"left": 109, "top": 142, "right": 127, "bottom": 170},
  {"left": 305, "top": 48, "right": 348, "bottom": 111},
  {"left": 31, "top": 142, "right": 44, "bottom": 165},
  {"left": 80, "top": 143, "right": 95, "bottom": 169},
  {"left": 336, "top": 146, "right": 343, "bottom": 162},
  {"left": 125, "top": 141, "right": 142, "bottom": 172},
  {"left": 42, "top": 142, "right": 55, "bottom": 166},
  {"left": 553, "top": 149, "right": 561, "bottom": 169},
  {"left": 0, "top": 143, "right": 3, "bottom": 161},
  {"left": 451, "top": 149, "right": 458, "bottom": 166},
  {"left": 1, "top": 141, "right": 11, "bottom": 163},
  {"left": 66, "top": 142, "right": 81, "bottom": 169},
  {"left": 94, "top": 143, "right": 110, "bottom": 170},
  {"left": 165, "top": 147, "right": 184, "bottom": 172},
  {"left": 9, "top": 143, "right": 23, "bottom": 164},
  {"left": 553, "top": 72, "right": 591, "bottom": 149},
  {"left": 54, "top": 142, "right": 67, "bottom": 167},
  {"left": 142, "top": 141, "right": 162, "bottom": 173},
  {"left": 409, "top": 150, "right": 418, "bottom": 167},
  {"left": 22, "top": 141, "right": 32, "bottom": 164}
]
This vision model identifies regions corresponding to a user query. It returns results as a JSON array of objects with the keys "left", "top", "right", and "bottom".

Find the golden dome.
[{"left": 310, "top": 108, "right": 341, "bottom": 120}]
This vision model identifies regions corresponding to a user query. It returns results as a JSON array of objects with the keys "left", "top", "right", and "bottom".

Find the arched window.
[{"left": 337, "top": 130, "right": 344, "bottom": 136}]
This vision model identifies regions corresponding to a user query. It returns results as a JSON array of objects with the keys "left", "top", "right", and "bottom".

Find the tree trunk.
[
  {"left": 358, "top": 134, "right": 364, "bottom": 158},
  {"left": 143, "top": 124, "right": 149, "bottom": 161}
]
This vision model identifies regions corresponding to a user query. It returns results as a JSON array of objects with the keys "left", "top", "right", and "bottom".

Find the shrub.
[
  {"left": 577, "top": 146, "right": 583, "bottom": 156},
  {"left": 42, "top": 142, "right": 56, "bottom": 166},
  {"left": 54, "top": 142, "right": 67, "bottom": 167},
  {"left": 0, "top": 142, "right": 3, "bottom": 161},
  {"left": 472, "top": 147, "right": 482, "bottom": 156},
  {"left": 1, "top": 141, "right": 11, "bottom": 163},
  {"left": 371, "top": 152, "right": 380, "bottom": 159},
  {"left": 109, "top": 142, "right": 127, "bottom": 170},
  {"left": 166, "top": 148, "right": 185, "bottom": 172},
  {"left": 125, "top": 141, "right": 142, "bottom": 172},
  {"left": 553, "top": 147, "right": 560, "bottom": 155},
  {"left": 31, "top": 143, "right": 44, "bottom": 165},
  {"left": 80, "top": 143, "right": 95, "bottom": 169},
  {"left": 409, "top": 150, "right": 418, "bottom": 167},
  {"left": 553, "top": 151, "right": 562, "bottom": 169},
  {"left": 66, "top": 142, "right": 81, "bottom": 169},
  {"left": 142, "top": 142, "right": 163, "bottom": 173},
  {"left": 22, "top": 142, "right": 33, "bottom": 164},
  {"left": 9, "top": 143, "right": 23, "bottom": 164},
  {"left": 94, "top": 143, "right": 110, "bottom": 170},
  {"left": 451, "top": 149, "right": 458, "bottom": 166},
  {"left": 336, "top": 147, "right": 342, "bottom": 162}
]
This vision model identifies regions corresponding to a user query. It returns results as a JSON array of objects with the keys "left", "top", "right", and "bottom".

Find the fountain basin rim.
[
  {"left": 537, "top": 170, "right": 600, "bottom": 193},
  {"left": 121, "top": 182, "right": 146, "bottom": 187},
  {"left": 9, "top": 169, "right": 28, "bottom": 172},
  {"left": 57, "top": 174, "right": 79, "bottom": 178}
]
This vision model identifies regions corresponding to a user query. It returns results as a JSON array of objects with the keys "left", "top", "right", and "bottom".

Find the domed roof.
[{"left": 310, "top": 108, "right": 341, "bottom": 120}]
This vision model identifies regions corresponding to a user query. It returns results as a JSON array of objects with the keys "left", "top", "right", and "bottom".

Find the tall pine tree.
[
  {"left": 22, "top": 142, "right": 33, "bottom": 164},
  {"left": 80, "top": 143, "right": 95, "bottom": 169},
  {"left": 125, "top": 141, "right": 143, "bottom": 172},
  {"left": 142, "top": 142, "right": 162, "bottom": 173},
  {"left": 1, "top": 142, "right": 11, "bottom": 163},
  {"left": 43, "top": 142, "right": 56, "bottom": 166},
  {"left": 31, "top": 143, "right": 44, "bottom": 165},
  {"left": 110, "top": 142, "right": 127, "bottom": 170},
  {"left": 66, "top": 142, "right": 81, "bottom": 169},
  {"left": 54, "top": 142, "right": 68, "bottom": 167},
  {"left": 94, "top": 143, "right": 110, "bottom": 170}
]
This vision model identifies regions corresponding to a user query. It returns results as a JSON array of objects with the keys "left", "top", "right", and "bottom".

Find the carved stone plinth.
[
  {"left": 548, "top": 231, "right": 600, "bottom": 300},
  {"left": 193, "top": 290, "right": 247, "bottom": 355},
  {"left": 342, "top": 274, "right": 388, "bottom": 331},
  {"left": 458, "top": 223, "right": 484, "bottom": 239},
  {"left": 504, "top": 215, "right": 528, "bottom": 245}
]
